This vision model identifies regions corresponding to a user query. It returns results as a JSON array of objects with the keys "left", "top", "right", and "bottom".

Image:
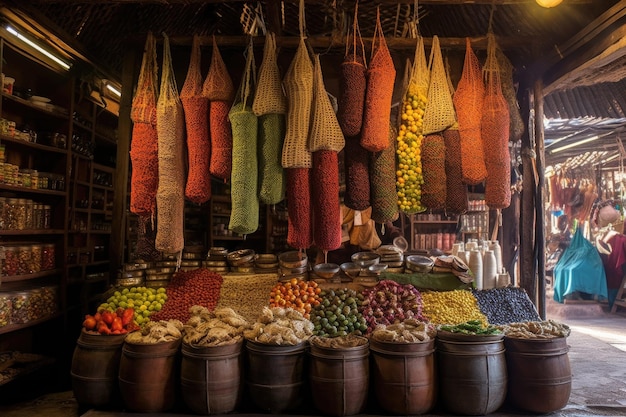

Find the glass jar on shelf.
[
  {"left": 11, "top": 291, "right": 32, "bottom": 324},
  {"left": 30, "top": 244, "right": 42, "bottom": 273},
  {"left": 17, "top": 245, "right": 32, "bottom": 275},
  {"left": 42, "top": 244, "right": 55, "bottom": 270},
  {"left": 0, "top": 293, "right": 12, "bottom": 327},
  {"left": 0, "top": 196, "right": 6, "bottom": 229},
  {"left": 24, "top": 199, "right": 33, "bottom": 229},
  {"left": 15, "top": 198, "right": 27, "bottom": 230},
  {"left": 43, "top": 205, "right": 52, "bottom": 229},
  {"left": 1, "top": 245, "right": 19, "bottom": 276}
]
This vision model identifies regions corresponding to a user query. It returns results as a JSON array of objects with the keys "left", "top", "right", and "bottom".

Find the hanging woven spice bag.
[
  {"left": 155, "top": 33, "right": 186, "bottom": 254},
  {"left": 370, "top": 125, "right": 399, "bottom": 224},
  {"left": 129, "top": 32, "right": 159, "bottom": 217},
  {"left": 181, "top": 35, "right": 211, "bottom": 204},
  {"left": 308, "top": 54, "right": 345, "bottom": 152},
  {"left": 309, "top": 54, "right": 343, "bottom": 252},
  {"left": 254, "top": 32, "right": 287, "bottom": 205},
  {"left": 482, "top": 33, "right": 511, "bottom": 209},
  {"left": 443, "top": 127, "right": 469, "bottom": 214},
  {"left": 337, "top": 3, "right": 367, "bottom": 137},
  {"left": 361, "top": 7, "right": 396, "bottom": 153},
  {"left": 284, "top": 0, "right": 313, "bottom": 250},
  {"left": 312, "top": 150, "right": 342, "bottom": 252},
  {"left": 395, "top": 36, "right": 429, "bottom": 214},
  {"left": 422, "top": 35, "right": 456, "bottom": 135},
  {"left": 228, "top": 41, "right": 260, "bottom": 235},
  {"left": 344, "top": 135, "right": 371, "bottom": 211},
  {"left": 453, "top": 37, "right": 487, "bottom": 185},
  {"left": 203, "top": 37, "right": 235, "bottom": 181},
  {"left": 497, "top": 48, "right": 524, "bottom": 142},
  {"left": 420, "top": 133, "right": 447, "bottom": 210}
]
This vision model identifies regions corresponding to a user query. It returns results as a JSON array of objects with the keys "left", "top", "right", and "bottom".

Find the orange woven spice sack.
[
  {"left": 482, "top": 34, "right": 511, "bottom": 210},
  {"left": 454, "top": 38, "right": 487, "bottom": 185},
  {"left": 181, "top": 36, "right": 211, "bottom": 204},
  {"left": 286, "top": 167, "right": 313, "bottom": 250},
  {"left": 344, "top": 135, "right": 370, "bottom": 211},
  {"left": 203, "top": 36, "right": 235, "bottom": 102},
  {"left": 253, "top": 32, "right": 286, "bottom": 116},
  {"left": 209, "top": 100, "right": 232, "bottom": 180},
  {"left": 423, "top": 36, "right": 456, "bottom": 135},
  {"left": 309, "top": 54, "right": 345, "bottom": 153},
  {"left": 312, "top": 150, "right": 342, "bottom": 252},
  {"left": 370, "top": 126, "right": 399, "bottom": 224},
  {"left": 337, "top": 4, "right": 367, "bottom": 137},
  {"left": 442, "top": 128, "right": 468, "bottom": 214},
  {"left": 130, "top": 32, "right": 158, "bottom": 216},
  {"left": 282, "top": 36, "right": 314, "bottom": 168},
  {"left": 420, "top": 134, "right": 447, "bottom": 210},
  {"left": 155, "top": 34, "right": 186, "bottom": 254},
  {"left": 361, "top": 8, "right": 396, "bottom": 153}
]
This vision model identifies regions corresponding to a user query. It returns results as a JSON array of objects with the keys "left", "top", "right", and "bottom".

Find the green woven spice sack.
[
  {"left": 370, "top": 126, "right": 399, "bottom": 224},
  {"left": 228, "top": 42, "right": 259, "bottom": 235},
  {"left": 258, "top": 113, "right": 286, "bottom": 205}
]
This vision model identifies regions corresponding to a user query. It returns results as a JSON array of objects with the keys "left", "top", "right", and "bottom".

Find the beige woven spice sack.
[
  {"left": 181, "top": 35, "right": 211, "bottom": 204},
  {"left": 420, "top": 134, "right": 447, "bottom": 210},
  {"left": 253, "top": 32, "right": 287, "bottom": 116},
  {"left": 282, "top": 36, "right": 314, "bottom": 168},
  {"left": 423, "top": 36, "right": 456, "bottom": 135},
  {"left": 130, "top": 32, "right": 159, "bottom": 217},
  {"left": 361, "top": 8, "right": 396, "bottom": 153},
  {"left": 155, "top": 34, "right": 186, "bottom": 254},
  {"left": 203, "top": 37, "right": 235, "bottom": 102},
  {"left": 497, "top": 48, "right": 524, "bottom": 142},
  {"left": 308, "top": 54, "right": 345, "bottom": 153},
  {"left": 454, "top": 37, "right": 487, "bottom": 185},
  {"left": 337, "top": 5, "right": 367, "bottom": 137},
  {"left": 229, "top": 42, "right": 259, "bottom": 235}
]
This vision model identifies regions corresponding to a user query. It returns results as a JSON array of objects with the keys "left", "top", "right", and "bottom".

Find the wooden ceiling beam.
[{"left": 30, "top": 0, "right": 597, "bottom": 4}]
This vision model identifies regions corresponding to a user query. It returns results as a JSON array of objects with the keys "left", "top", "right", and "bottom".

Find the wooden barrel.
[
  {"left": 504, "top": 336, "right": 571, "bottom": 413},
  {"left": 369, "top": 338, "right": 436, "bottom": 415},
  {"left": 180, "top": 340, "right": 243, "bottom": 415},
  {"left": 436, "top": 331, "right": 507, "bottom": 415},
  {"left": 70, "top": 329, "right": 126, "bottom": 408},
  {"left": 309, "top": 337, "right": 369, "bottom": 417},
  {"left": 118, "top": 338, "right": 181, "bottom": 412},
  {"left": 245, "top": 340, "right": 307, "bottom": 413}
]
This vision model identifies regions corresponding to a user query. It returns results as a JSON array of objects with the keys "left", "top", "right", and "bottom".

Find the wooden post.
[{"left": 534, "top": 79, "right": 547, "bottom": 319}]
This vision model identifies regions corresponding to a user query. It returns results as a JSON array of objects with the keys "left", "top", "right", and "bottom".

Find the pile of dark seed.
[{"left": 472, "top": 287, "right": 541, "bottom": 325}]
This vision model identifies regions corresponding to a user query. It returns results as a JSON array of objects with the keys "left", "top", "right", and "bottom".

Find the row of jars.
[
  {"left": 0, "top": 197, "right": 52, "bottom": 230},
  {"left": 1, "top": 243, "right": 56, "bottom": 277},
  {"left": 0, "top": 285, "right": 59, "bottom": 327},
  {"left": 0, "top": 162, "right": 65, "bottom": 191}
]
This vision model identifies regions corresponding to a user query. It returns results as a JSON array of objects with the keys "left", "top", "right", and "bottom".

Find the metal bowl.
[
  {"left": 313, "top": 263, "right": 340, "bottom": 279},
  {"left": 278, "top": 251, "right": 308, "bottom": 269},
  {"left": 405, "top": 255, "right": 434, "bottom": 273},
  {"left": 368, "top": 263, "right": 388, "bottom": 276},
  {"left": 340, "top": 262, "right": 361, "bottom": 279},
  {"left": 227, "top": 249, "right": 256, "bottom": 266},
  {"left": 351, "top": 251, "right": 381, "bottom": 269}
]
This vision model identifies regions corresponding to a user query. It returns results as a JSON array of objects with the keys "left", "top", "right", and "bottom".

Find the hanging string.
[
  {"left": 487, "top": 1, "right": 496, "bottom": 34},
  {"left": 299, "top": 0, "right": 307, "bottom": 39}
]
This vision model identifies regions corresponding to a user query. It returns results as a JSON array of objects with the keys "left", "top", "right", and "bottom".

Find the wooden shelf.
[
  {"left": 0, "top": 313, "right": 63, "bottom": 336},
  {"left": 1, "top": 92, "right": 70, "bottom": 119},
  {"left": 0, "top": 229, "right": 64, "bottom": 236},
  {"left": 0, "top": 133, "right": 67, "bottom": 154},
  {"left": 0, "top": 269, "right": 63, "bottom": 283},
  {"left": 0, "top": 184, "right": 65, "bottom": 196}
]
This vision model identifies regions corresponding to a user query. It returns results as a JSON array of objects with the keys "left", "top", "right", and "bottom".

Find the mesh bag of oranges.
[{"left": 395, "top": 36, "right": 429, "bottom": 214}]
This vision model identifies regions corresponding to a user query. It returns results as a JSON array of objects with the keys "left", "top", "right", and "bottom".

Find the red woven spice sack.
[
  {"left": 370, "top": 126, "right": 399, "bottom": 224},
  {"left": 344, "top": 135, "right": 370, "bottom": 211},
  {"left": 420, "top": 134, "right": 447, "bottom": 210},
  {"left": 155, "top": 34, "right": 186, "bottom": 254},
  {"left": 312, "top": 150, "right": 342, "bottom": 252},
  {"left": 308, "top": 54, "right": 345, "bottom": 153},
  {"left": 181, "top": 36, "right": 211, "bottom": 204},
  {"left": 443, "top": 127, "right": 468, "bottom": 214},
  {"left": 453, "top": 38, "right": 487, "bottom": 185},
  {"left": 203, "top": 37, "right": 235, "bottom": 180},
  {"left": 286, "top": 167, "right": 312, "bottom": 250},
  {"left": 129, "top": 32, "right": 159, "bottom": 216},
  {"left": 228, "top": 42, "right": 260, "bottom": 235},
  {"left": 361, "top": 8, "right": 396, "bottom": 153},
  {"left": 337, "top": 4, "right": 367, "bottom": 137},
  {"left": 482, "top": 34, "right": 511, "bottom": 209},
  {"left": 423, "top": 36, "right": 456, "bottom": 135}
]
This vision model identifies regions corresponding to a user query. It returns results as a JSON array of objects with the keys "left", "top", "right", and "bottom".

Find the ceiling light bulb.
[
  {"left": 5, "top": 25, "right": 71, "bottom": 70},
  {"left": 106, "top": 83, "right": 121, "bottom": 97},
  {"left": 536, "top": 0, "right": 563, "bottom": 8}
]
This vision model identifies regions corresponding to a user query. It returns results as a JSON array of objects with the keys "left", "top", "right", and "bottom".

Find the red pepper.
[
  {"left": 101, "top": 311, "right": 115, "bottom": 325},
  {"left": 122, "top": 308, "right": 135, "bottom": 326},
  {"left": 111, "top": 317, "right": 123, "bottom": 332},
  {"left": 97, "top": 322, "right": 111, "bottom": 335}
]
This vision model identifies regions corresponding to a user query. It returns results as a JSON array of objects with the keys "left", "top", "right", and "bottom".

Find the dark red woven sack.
[
  {"left": 344, "top": 136, "right": 370, "bottom": 211},
  {"left": 286, "top": 167, "right": 313, "bottom": 250},
  {"left": 312, "top": 150, "right": 342, "bottom": 252}
]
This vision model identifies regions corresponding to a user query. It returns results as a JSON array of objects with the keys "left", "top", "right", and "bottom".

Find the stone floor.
[{"left": 0, "top": 296, "right": 625, "bottom": 417}]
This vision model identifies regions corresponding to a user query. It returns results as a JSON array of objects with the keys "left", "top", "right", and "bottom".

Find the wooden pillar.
[
  {"left": 111, "top": 45, "right": 138, "bottom": 274},
  {"left": 534, "top": 79, "right": 547, "bottom": 319}
]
